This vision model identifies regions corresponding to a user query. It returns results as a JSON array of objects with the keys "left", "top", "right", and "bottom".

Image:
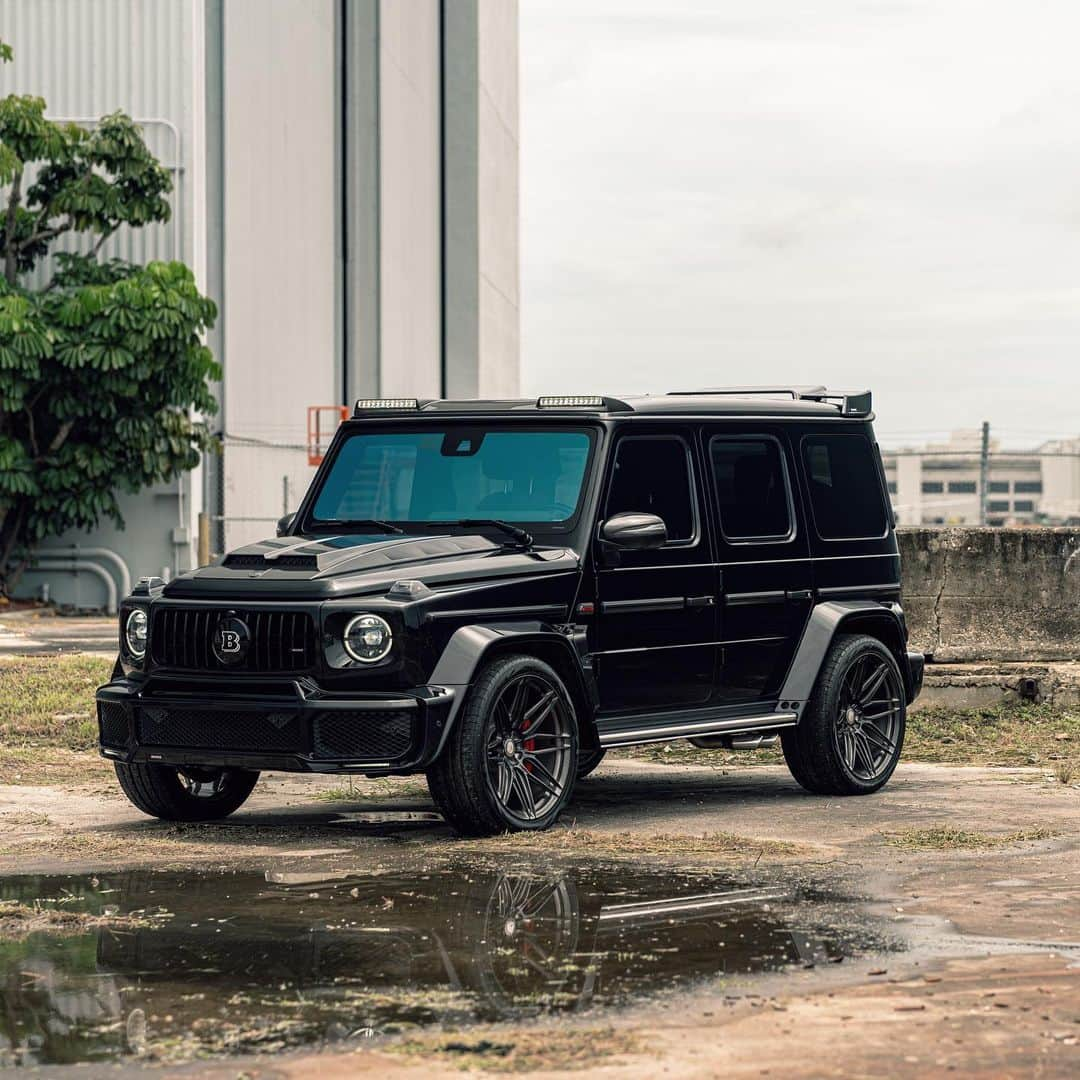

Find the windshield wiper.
[
  {"left": 432, "top": 519, "right": 534, "bottom": 549},
  {"left": 310, "top": 519, "right": 404, "bottom": 534}
]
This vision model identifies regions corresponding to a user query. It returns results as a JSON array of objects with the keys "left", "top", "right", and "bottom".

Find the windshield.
[{"left": 309, "top": 427, "right": 595, "bottom": 527}]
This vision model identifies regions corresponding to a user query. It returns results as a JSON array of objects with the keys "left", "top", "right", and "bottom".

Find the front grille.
[
  {"left": 312, "top": 710, "right": 415, "bottom": 761},
  {"left": 98, "top": 702, "right": 130, "bottom": 747},
  {"left": 137, "top": 707, "right": 304, "bottom": 753},
  {"left": 151, "top": 607, "right": 318, "bottom": 673}
]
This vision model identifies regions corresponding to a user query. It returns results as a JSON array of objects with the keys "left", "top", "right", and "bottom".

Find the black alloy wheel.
[
  {"left": 781, "top": 634, "right": 906, "bottom": 795},
  {"left": 426, "top": 654, "right": 579, "bottom": 836}
]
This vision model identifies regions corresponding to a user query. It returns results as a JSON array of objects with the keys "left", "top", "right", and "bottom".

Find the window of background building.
[
  {"left": 1013, "top": 499, "right": 1035, "bottom": 513},
  {"left": 1014, "top": 481, "right": 1043, "bottom": 494},
  {"left": 802, "top": 434, "right": 888, "bottom": 539},
  {"left": 988, "top": 481, "right": 1010, "bottom": 493},
  {"left": 709, "top": 438, "right": 792, "bottom": 541},
  {"left": 987, "top": 518, "right": 1005, "bottom": 527},
  {"left": 948, "top": 481, "right": 977, "bottom": 494},
  {"left": 988, "top": 500, "right": 1010, "bottom": 513},
  {"left": 922, "top": 481, "right": 944, "bottom": 494},
  {"left": 887, "top": 480, "right": 898, "bottom": 494},
  {"left": 606, "top": 436, "right": 696, "bottom": 543}
]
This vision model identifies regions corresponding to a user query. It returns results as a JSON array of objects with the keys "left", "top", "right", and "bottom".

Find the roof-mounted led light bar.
[
  {"left": 355, "top": 398, "right": 420, "bottom": 411},
  {"left": 537, "top": 395, "right": 605, "bottom": 407}
]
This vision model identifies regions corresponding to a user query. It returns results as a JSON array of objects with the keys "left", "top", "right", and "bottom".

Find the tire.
[
  {"left": 576, "top": 747, "right": 606, "bottom": 779},
  {"left": 426, "top": 654, "right": 579, "bottom": 837},
  {"left": 114, "top": 762, "right": 259, "bottom": 822},
  {"left": 781, "top": 633, "right": 906, "bottom": 796}
]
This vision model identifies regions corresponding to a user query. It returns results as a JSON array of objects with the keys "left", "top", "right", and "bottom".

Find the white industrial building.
[
  {"left": 1, "top": 0, "right": 519, "bottom": 611},
  {"left": 883, "top": 432, "right": 1080, "bottom": 527}
]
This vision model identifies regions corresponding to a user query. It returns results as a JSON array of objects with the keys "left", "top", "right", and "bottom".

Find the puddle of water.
[{"left": 0, "top": 862, "right": 895, "bottom": 1067}]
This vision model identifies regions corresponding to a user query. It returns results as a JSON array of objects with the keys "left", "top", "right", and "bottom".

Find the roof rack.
[{"left": 667, "top": 386, "right": 872, "bottom": 417}]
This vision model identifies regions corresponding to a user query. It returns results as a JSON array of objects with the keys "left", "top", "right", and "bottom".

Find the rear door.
[
  {"left": 593, "top": 429, "right": 718, "bottom": 714},
  {"left": 702, "top": 425, "right": 814, "bottom": 705}
]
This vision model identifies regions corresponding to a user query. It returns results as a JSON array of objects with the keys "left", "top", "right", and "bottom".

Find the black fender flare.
[
  {"left": 427, "top": 622, "right": 598, "bottom": 758},
  {"left": 779, "top": 600, "right": 916, "bottom": 710}
]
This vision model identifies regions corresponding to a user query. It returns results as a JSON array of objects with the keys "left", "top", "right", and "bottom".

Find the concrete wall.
[{"left": 900, "top": 528, "right": 1080, "bottom": 662}]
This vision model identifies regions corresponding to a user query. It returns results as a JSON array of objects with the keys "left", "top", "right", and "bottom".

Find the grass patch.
[
  {"left": 388, "top": 1026, "right": 647, "bottom": 1073},
  {"left": 905, "top": 703, "right": 1080, "bottom": 767},
  {"left": 450, "top": 826, "right": 803, "bottom": 860},
  {"left": 617, "top": 703, "right": 1080, "bottom": 771},
  {"left": 0, "top": 655, "right": 112, "bottom": 751},
  {"left": 884, "top": 825, "right": 1059, "bottom": 851},
  {"left": 0, "top": 898, "right": 168, "bottom": 940}
]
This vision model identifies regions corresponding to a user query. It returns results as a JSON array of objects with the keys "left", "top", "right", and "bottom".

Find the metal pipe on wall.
[{"left": 33, "top": 558, "right": 118, "bottom": 615}]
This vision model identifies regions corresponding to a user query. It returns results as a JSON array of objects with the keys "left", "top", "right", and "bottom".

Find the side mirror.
[
  {"left": 600, "top": 512, "right": 667, "bottom": 550},
  {"left": 276, "top": 512, "right": 297, "bottom": 537}
]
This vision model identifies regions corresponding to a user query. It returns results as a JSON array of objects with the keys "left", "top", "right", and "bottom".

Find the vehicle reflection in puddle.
[{"left": 0, "top": 862, "right": 895, "bottom": 1066}]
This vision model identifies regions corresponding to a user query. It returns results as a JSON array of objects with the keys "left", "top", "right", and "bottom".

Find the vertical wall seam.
[
  {"left": 374, "top": 0, "right": 381, "bottom": 395},
  {"left": 339, "top": 0, "right": 349, "bottom": 406},
  {"left": 438, "top": 0, "right": 447, "bottom": 398}
]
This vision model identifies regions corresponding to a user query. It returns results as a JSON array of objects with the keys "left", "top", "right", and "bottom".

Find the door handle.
[
  {"left": 685, "top": 595, "right": 716, "bottom": 609},
  {"left": 785, "top": 589, "right": 814, "bottom": 603}
]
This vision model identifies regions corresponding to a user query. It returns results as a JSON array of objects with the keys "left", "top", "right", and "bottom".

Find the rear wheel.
[
  {"left": 426, "top": 654, "right": 578, "bottom": 836},
  {"left": 781, "top": 634, "right": 905, "bottom": 795},
  {"left": 114, "top": 762, "right": 259, "bottom": 821}
]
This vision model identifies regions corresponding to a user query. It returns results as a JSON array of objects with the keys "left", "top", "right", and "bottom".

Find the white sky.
[{"left": 520, "top": 0, "right": 1080, "bottom": 446}]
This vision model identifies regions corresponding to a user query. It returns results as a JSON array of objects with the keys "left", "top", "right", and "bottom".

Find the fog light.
[
  {"left": 343, "top": 613, "right": 393, "bottom": 663},
  {"left": 124, "top": 608, "right": 148, "bottom": 658}
]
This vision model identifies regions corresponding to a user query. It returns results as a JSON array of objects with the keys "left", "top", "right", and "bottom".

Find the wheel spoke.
[
  {"left": 497, "top": 761, "right": 514, "bottom": 805},
  {"left": 510, "top": 767, "right": 537, "bottom": 817},
  {"left": 853, "top": 732, "right": 877, "bottom": 775},
  {"left": 862, "top": 722, "right": 897, "bottom": 754},
  {"left": 858, "top": 662, "right": 888, "bottom": 706},
  {"left": 523, "top": 754, "right": 563, "bottom": 798},
  {"left": 520, "top": 689, "right": 557, "bottom": 735}
]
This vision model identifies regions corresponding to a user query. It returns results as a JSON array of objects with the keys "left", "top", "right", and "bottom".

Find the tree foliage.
[{"left": 0, "top": 40, "right": 219, "bottom": 595}]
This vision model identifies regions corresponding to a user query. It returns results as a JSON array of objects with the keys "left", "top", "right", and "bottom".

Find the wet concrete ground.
[{"left": 0, "top": 758, "right": 1077, "bottom": 1076}]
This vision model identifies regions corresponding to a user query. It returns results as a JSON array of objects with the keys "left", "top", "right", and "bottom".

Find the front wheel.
[
  {"left": 114, "top": 762, "right": 259, "bottom": 821},
  {"left": 426, "top": 654, "right": 578, "bottom": 836},
  {"left": 781, "top": 634, "right": 906, "bottom": 795}
]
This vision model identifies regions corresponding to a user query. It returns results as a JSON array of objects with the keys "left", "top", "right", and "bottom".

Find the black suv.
[{"left": 97, "top": 387, "right": 924, "bottom": 836}]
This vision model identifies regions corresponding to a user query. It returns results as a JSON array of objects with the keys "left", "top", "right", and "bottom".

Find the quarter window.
[
  {"left": 606, "top": 437, "right": 695, "bottom": 543},
  {"left": 803, "top": 434, "right": 889, "bottom": 540},
  {"left": 709, "top": 438, "right": 793, "bottom": 541}
]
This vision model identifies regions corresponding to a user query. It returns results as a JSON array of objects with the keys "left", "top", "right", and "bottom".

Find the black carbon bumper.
[
  {"left": 95, "top": 675, "right": 456, "bottom": 776},
  {"left": 906, "top": 651, "right": 925, "bottom": 703}
]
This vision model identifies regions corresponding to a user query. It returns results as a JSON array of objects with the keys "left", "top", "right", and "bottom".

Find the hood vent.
[{"left": 224, "top": 553, "right": 318, "bottom": 571}]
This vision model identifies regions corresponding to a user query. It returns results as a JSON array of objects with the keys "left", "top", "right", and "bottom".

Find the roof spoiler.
[{"left": 668, "top": 386, "right": 872, "bottom": 417}]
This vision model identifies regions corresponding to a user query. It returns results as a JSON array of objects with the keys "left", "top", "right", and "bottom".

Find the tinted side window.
[
  {"left": 802, "top": 434, "right": 888, "bottom": 539},
  {"left": 606, "top": 437, "right": 695, "bottom": 543},
  {"left": 710, "top": 438, "right": 792, "bottom": 541}
]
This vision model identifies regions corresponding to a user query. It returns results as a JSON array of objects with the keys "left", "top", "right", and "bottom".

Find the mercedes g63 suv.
[{"left": 97, "top": 387, "right": 924, "bottom": 836}]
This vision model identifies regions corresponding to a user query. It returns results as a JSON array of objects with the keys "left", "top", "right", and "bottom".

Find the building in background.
[
  {"left": 1, "top": 0, "right": 519, "bottom": 610},
  {"left": 883, "top": 431, "right": 1080, "bottom": 526}
]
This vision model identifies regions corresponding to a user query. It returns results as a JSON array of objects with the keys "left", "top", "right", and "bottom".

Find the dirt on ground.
[{"left": 1, "top": 754, "right": 1078, "bottom": 1077}]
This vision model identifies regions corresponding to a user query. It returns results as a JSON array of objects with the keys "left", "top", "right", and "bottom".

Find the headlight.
[
  {"left": 124, "top": 608, "right": 148, "bottom": 658},
  {"left": 343, "top": 613, "right": 393, "bottom": 663}
]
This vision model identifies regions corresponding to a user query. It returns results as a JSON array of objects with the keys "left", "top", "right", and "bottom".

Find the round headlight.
[
  {"left": 124, "top": 608, "right": 148, "bottom": 658},
  {"left": 343, "top": 613, "right": 393, "bottom": 663}
]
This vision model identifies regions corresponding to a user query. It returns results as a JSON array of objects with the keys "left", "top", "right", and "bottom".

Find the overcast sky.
[{"left": 520, "top": 0, "right": 1080, "bottom": 446}]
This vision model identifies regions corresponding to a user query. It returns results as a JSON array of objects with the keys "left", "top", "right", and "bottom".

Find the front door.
[
  {"left": 701, "top": 426, "right": 813, "bottom": 704},
  {"left": 594, "top": 430, "right": 717, "bottom": 714}
]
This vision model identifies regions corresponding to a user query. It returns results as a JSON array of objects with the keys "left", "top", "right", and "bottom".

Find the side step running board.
[{"left": 598, "top": 711, "right": 797, "bottom": 749}]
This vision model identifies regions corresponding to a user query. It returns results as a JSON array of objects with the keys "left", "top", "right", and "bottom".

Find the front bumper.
[
  {"left": 95, "top": 674, "right": 455, "bottom": 776},
  {"left": 906, "top": 651, "right": 925, "bottom": 703}
]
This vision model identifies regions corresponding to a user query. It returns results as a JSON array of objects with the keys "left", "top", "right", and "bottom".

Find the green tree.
[{"left": 0, "top": 40, "right": 219, "bottom": 597}]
